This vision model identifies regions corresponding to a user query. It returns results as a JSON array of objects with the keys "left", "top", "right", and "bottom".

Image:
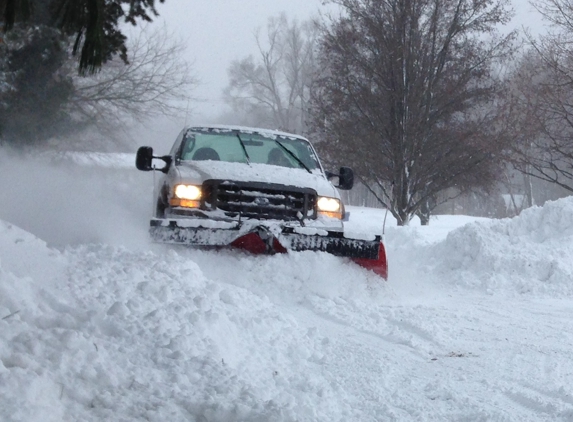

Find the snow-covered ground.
[{"left": 1, "top": 152, "right": 573, "bottom": 421}]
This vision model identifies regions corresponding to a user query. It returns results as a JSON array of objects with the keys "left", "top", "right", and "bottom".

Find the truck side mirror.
[
  {"left": 136, "top": 146, "right": 154, "bottom": 171},
  {"left": 136, "top": 146, "right": 172, "bottom": 173},
  {"left": 338, "top": 166, "right": 354, "bottom": 190}
]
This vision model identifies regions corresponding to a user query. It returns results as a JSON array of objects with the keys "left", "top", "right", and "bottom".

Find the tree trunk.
[
  {"left": 417, "top": 197, "right": 432, "bottom": 225},
  {"left": 524, "top": 166, "right": 535, "bottom": 208}
]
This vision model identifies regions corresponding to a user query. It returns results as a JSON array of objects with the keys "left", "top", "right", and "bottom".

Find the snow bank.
[
  {"left": 0, "top": 217, "right": 385, "bottom": 421},
  {"left": 0, "top": 220, "right": 65, "bottom": 283},
  {"left": 437, "top": 197, "right": 573, "bottom": 295},
  {"left": 0, "top": 222, "right": 70, "bottom": 421},
  {"left": 389, "top": 197, "right": 573, "bottom": 296}
]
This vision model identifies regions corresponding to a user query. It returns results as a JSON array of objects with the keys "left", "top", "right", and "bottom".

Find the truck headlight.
[
  {"left": 317, "top": 196, "right": 343, "bottom": 219},
  {"left": 170, "top": 184, "right": 202, "bottom": 208},
  {"left": 174, "top": 184, "right": 202, "bottom": 200}
]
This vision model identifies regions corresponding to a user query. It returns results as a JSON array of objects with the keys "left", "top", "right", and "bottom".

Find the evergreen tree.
[
  {"left": 2, "top": 0, "right": 165, "bottom": 74},
  {"left": 0, "top": 26, "right": 75, "bottom": 144}
]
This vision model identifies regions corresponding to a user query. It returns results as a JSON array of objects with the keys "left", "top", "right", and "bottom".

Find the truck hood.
[{"left": 176, "top": 160, "right": 339, "bottom": 198}]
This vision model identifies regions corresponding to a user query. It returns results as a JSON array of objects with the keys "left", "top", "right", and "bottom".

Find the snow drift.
[{"left": 435, "top": 198, "right": 573, "bottom": 295}]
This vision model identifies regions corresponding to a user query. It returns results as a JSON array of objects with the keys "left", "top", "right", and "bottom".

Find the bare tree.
[
  {"left": 67, "top": 24, "right": 196, "bottom": 142},
  {"left": 504, "top": 1, "right": 573, "bottom": 193},
  {"left": 224, "top": 13, "right": 318, "bottom": 133},
  {"left": 310, "top": 0, "right": 516, "bottom": 225}
]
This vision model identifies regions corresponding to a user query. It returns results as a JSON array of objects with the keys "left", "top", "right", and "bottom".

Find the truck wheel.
[
  {"left": 155, "top": 187, "right": 168, "bottom": 218},
  {"left": 155, "top": 199, "right": 166, "bottom": 218}
]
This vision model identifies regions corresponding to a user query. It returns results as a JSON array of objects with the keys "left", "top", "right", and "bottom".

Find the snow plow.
[{"left": 135, "top": 125, "right": 387, "bottom": 279}]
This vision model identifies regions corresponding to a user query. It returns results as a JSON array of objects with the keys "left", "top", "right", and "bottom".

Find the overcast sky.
[
  {"left": 153, "top": 0, "right": 332, "bottom": 120},
  {"left": 136, "top": 0, "right": 546, "bottom": 149}
]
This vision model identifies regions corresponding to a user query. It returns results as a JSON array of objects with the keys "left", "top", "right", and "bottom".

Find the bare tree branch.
[
  {"left": 224, "top": 13, "right": 318, "bottom": 134},
  {"left": 503, "top": 1, "right": 573, "bottom": 192},
  {"left": 68, "top": 23, "right": 197, "bottom": 139}
]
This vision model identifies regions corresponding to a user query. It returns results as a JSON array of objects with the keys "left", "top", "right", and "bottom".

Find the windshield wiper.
[
  {"left": 236, "top": 133, "right": 251, "bottom": 164},
  {"left": 274, "top": 139, "right": 312, "bottom": 174}
]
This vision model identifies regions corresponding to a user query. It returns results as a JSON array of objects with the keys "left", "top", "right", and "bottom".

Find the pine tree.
[{"left": 2, "top": 0, "right": 165, "bottom": 74}]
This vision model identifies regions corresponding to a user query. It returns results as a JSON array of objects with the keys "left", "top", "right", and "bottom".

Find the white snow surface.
[{"left": 2, "top": 152, "right": 573, "bottom": 421}]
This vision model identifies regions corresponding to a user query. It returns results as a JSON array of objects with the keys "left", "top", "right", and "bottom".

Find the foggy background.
[
  {"left": 0, "top": 151, "right": 153, "bottom": 248},
  {"left": 133, "top": 0, "right": 547, "bottom": 153}
]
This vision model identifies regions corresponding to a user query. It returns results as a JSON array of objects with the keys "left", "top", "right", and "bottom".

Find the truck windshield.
[{"left": 179, "top": 129, "right": 320, "bottom": 171}]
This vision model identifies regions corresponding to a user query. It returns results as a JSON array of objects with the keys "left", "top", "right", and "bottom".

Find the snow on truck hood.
[{"left": 176, "top": 160, "right": 340, "bottom": 198}]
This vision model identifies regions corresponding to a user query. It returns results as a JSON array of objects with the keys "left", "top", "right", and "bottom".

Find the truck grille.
[{"left": 202, "top": 180, "right": 317, "bottom": 221}]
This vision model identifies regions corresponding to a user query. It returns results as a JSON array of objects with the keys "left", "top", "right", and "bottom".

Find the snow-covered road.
[{"left": 1, "top": 153, "right": 573, "bottom": 421}]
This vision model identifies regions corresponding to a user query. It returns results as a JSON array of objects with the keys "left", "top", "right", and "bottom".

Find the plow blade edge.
[{"left": 150, "top": 220, "right": 387, "bottom": 279}]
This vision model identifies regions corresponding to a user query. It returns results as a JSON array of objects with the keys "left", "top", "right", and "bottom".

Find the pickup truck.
[{"left": 135, "top": 125, "right": 387, "bottom": 279}]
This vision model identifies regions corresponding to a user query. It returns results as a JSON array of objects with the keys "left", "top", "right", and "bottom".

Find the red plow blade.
[
  {"left": 230, "top": 232, "right": 287, "bottom": 254},
  {"left": 352, "top": 242, "right": 388, "bottom": 280},
  {"left": 231, "top": 232, "right": 388, "bottom": 280}
]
